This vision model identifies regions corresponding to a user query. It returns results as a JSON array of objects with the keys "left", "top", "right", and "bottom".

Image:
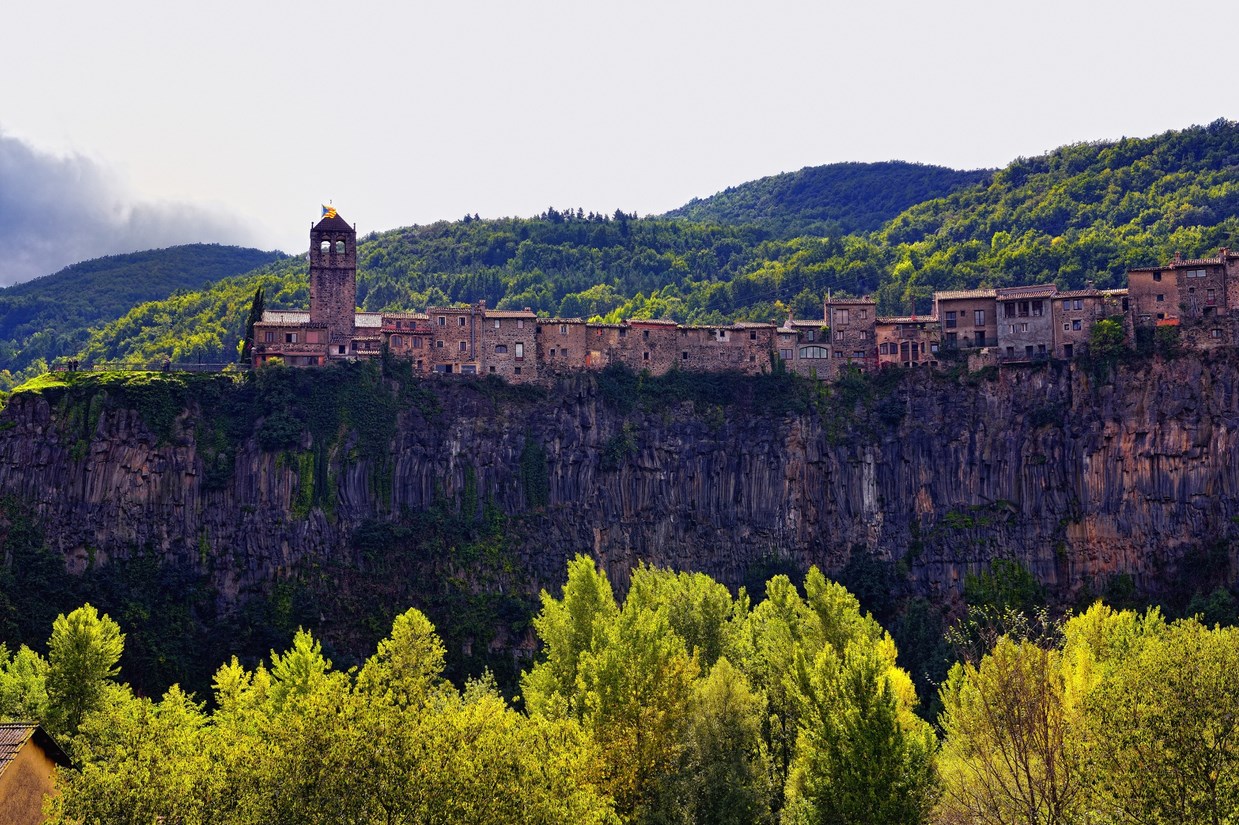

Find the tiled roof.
[
  {"left": 997, "top": 284, "right": 1058, "bottom": 299},
  {"left": 1101, "top": 288, "right": 1129, "bottom": 296},
  {"left": 0, "top": 723, "right": 70, "bottom": 775},
  {"left": 587, "top": 323, "right": 623, "bottom": 329},
  {"left": 877, "top": 316, "right": 936, "bottom": 325},
  {"left": 627, "top": 318, "right": 678, "bottom": 325},
  {"left": 734, "top": 321, "right": 778, "bottom": 328},
  {"left": 935, "top": 289, "right": 997, "bottom": 300},
  {"left": 537, "top": 317, "right": 586, "bottom": 324},
  {"left": 261, "top": 310, "right": 311, "bottom": 324},
  {"left": 1055, "top": 289, "right": 1100, "bottom": 299},
  {"left": 827, "top": 297, "right": 876, "bottom": 305},
  {"left": 486, "top": 310, "right": 538, "bottom": 319},
  {"left": 383, "top": 311, "right": 429, "bottom": 320},
  {"left": 355, "top": 313, "right": 383, "bottom": 328}
]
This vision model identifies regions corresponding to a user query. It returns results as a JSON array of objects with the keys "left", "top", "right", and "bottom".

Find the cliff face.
[{"left": 1, "top": 356, "right": 1236, "bottom": 608}]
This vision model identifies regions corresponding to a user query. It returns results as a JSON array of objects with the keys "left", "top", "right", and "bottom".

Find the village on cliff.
[{"left": 251, "top": 208, "right": 1239, "bottom": 382}]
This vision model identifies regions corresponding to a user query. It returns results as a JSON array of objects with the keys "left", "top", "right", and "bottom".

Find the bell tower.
[{"left": 309, "top": 207, "right": 357, "bottom": 356}]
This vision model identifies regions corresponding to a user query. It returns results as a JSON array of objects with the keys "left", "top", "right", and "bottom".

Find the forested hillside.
[
  {"left": 663, "top": 160, "right": 991, "bottom": 236},
  {"left": 0, "top": 244, "right": 284, "bottom": 384},
  {"left": 51, "top": 120, "right": 1239, "bottom": 368}
]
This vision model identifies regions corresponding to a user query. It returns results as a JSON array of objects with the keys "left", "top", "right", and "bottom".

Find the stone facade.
[
  {"left": 996, "top": 285, "right": 1057, "bottom": 363},
  {"left": 825, "top": 298, "right": 877, "bottom": 371},
  {"left": 876, "top": 317, "right": 940, "bottom": 369},
  {"left": 934, "top": 289, "right": 998, "bottom": 351},
  {"left": 482, "top": 308, "right": 539, "bottom": 382}
]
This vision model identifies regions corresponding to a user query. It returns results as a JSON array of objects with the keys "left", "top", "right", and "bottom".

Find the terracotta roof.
[
  {"left": 537, "top": 317, "right": 586, "bottom": 324},
  {"left": 587, "top": 323, "right": 623, "bottom": 329},
  {"left": 0, "top": 723, "right": 71, "bottom": 775},
  {"left": 355, "top": 313, "right": 383, "bottom": 328},
  {"left": 261, "top": 310, "right": 311, "bottom": 324},
  {"left": 1101, "top": 288, "right": 1128, "bottom": 297},
  {"left": 627, "top": 318, "right": 678, "bottom": 326},
  {"left": 1055, "top": 289, "right": 1100, "bottom": 299},
  {"left": 935, "top": 289, "right": 997, "bottom": 300},
  {"left": 485, "top": 310, "right": 538, "bottom": 319},
  {"left": 382, "top": 311, "right": 429, "bottom": 320},
  {"left": 827, "top": 298, "right": 876, "bottom": 306},
  {"left": 997, "top": 284, "right": 1058, "bottom": 299},
  {"left": 877, "top": 316, "right": 936, "bottom": 325},
  {"left": 734, "top": 321, "right": 777, "bottom": 328}
]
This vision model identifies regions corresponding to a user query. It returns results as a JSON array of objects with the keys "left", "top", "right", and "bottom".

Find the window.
[
  {"left": 1010, "top": 325, "right": 1017, "bottom": 334},
  {"left": 549, "top": 348, "right": 557, "bottom": 357},
  {"left": 1025, "top": 345, "right": 1034, "bottom": 358},
  {"left": 461, "top": 364, "right": 477, "bottom": 375},
  {"left": 643, "top": 351, "right": 650, "bottom": 361},
  {"left": 1153, "top": 271, "right": 1162, "bottom": 282},
  {"left": 1004, "top": 303, "right": 1016, "bottom": 319},
  {"left": 805, "top": 329, "right": 816, "bottom": 342},
  {"left": 335, "top": 240, "right": 345, "bottom": 254},
  {"left": 412, "top": 337, "right": 423, "bottom": 349},
  {"left": 879, "top": 343, "right": 890, "bottom": 355},
  {"left": 436, "top": 340, "right": 444, "bottom": 348},
  {"left": 779, "top": 348, "right": 794, "bottom": 360},
  {"left": 643, "top": 330, "right": 650, "bottom": 340},
  {"left": 285, "top": 332, "right": 298, "bottom": 343},
  {"left": 495, "top": 344, "right": 508, "bottom": 354},
  {"left": 1072, "top": 320, "right": 1082, "bottom": 331},
  {"left": 264, "top": 331, "right": 275, "bottom": 343},
  {"left": 1187, "top": 268, "right": 1207, "bottom": 278},
  {"left": 858, "top": 309, "right": 867, "bottom": 319},
  {"left": 682, "top": 351, "right": 689, "bottom": 360},
  {"left": 853, "top": 350, "right": 865, "bottom": 359},
  {"left": 834, "top": 331, "right": 845, "bottom": 341},
  {"left": 1062, "top": 299, "right": 1071, "bottom": 312},
  {"left": 338, "top": 345, "right": 346, "bottom": 355},
  {"left": 750, "top": 331, "right": 757, "bottom": 340},
  {"left": 945, "top": 311, "right": 957, "bottom": 328},
  {"left": 514, "top": 366, "right": 521, "bottom": 375},
  {"left": 975, "top": 332, "right": 986, "bottom": 347},
  {"left": 1038, "top": 344, "right": 1047, "bottom": 356},
  {"left": 494, "top": 319, "right": 501, "bottom": 329},
  {"left": 515, "top": 343, "right": 524, "bottom": 359},
  {"left": 1212, "top": 328, "right": 1222, "bottom": 339},
  {"left": 1156, "top": 294, "right": 1165, "bottom": 302},
  {"left": 320, "top": 240, "right": 330, "bottom": 254},
  {"left": 1007, "top": 346, "right": 1015, "bottom": 357},
  {"left": 391, "top": 335, "right": 402, "bottom": 348},
  {"left": 836, "top": 309, "right": 850, "bottom": 324},
  {"left": 1032, "top": 301, "right": 1044, "bottom": 317},
  {"left": 517, "top": 319, "right": 524, "bottom": 329},
  {"left": 974, "top": 310, "right": 985, "bottom": 326},
  {"left": 1064, "top": 323, "right": 1071, "bottom": 331},
  {"left": 458, "top": 316, "right": 466, "bottom": 327},
  {"left": 930, "top": 343, "right": 940, "bottom": 354},
  {"left": 1073, "top": 299, "right": 1083, "bottom": 310},
  {"left": 560, "top": 324, "right": 568, "bottom": 335},
  {"left": 459, "top": 341, "right": 467, "bottom": 352},
  {"left": 1020, "top": 323, "right": 1029, "bottom": 332},
  {"left": 1207, "top": 289, "right": 1216, "bottom": 304},
  {"left": 835, "top": 351, "right": 845, "bottom": 358},
  {"left": 800, "top": 346, "right": 829, "bottom": 359},
  {"left": 946, "top": 332, "right": 957, "bottom": 346},
  {"left": 618, "top": 328, "right": 627, "bottom": 338},
  {"left": 438, "top": 316, "right": 446, "bottom": 326},
  {"left": 489, "top": 366, "right": 496, "bottom": 373},
  {"left": 1064, "top": 343, "right": 1074, "bottom": 358}
]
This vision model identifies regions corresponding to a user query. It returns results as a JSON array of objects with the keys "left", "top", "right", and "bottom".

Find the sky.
[{"left": 1, "top": 0, "right": 1235, "bottom": 284}]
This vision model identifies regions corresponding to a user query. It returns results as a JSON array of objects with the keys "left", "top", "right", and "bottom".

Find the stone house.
[
  {"left": 382, "top": 312, "right": 434, "bottom": 372},
  {"left": 933, "top": 289, "right": 998, "bottom": 350},
  {"left": 0, "top": 723, "right": 71, "bottom": 825},
  {"left": 535, "top": 318, "right": 589, "bottom": 375},
  {"left": 480, "top": 307, "right": 539, "bottom": 382},
  {"left": 1128, "top": 248, "right": 1238, "bottom": 328},
  {"left": 996, "top": 284, "right": 1057, "bottom": 362},
  {"left": 825, "top": 298, "right": 877, "bottom": 371},
  {"left": 876, "top": 316, "right": 940, "bottom": 369}
]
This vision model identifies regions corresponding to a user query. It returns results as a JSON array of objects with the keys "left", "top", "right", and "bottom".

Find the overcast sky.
[{"left": 1, "top": 0, "right": 1234, "bottom": 283}]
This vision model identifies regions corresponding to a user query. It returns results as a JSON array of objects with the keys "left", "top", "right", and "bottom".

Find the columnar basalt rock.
[{"left": 1, "top": 355, "right": 1236, "bottom": 606}]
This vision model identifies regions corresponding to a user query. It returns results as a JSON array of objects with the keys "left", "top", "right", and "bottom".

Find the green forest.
[
  {"left": 2, "top": 121, "right": 1234, "bottom": 385},
  {"left": 2, "top": 557, "right": 1235, "bottom": 824}
]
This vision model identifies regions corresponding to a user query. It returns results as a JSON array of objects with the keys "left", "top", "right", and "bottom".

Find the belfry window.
[
  {"left": 320, "top": 241, "right": 330, "bottom": 254},
  {"left": 335, "top": 240, "right": 345, "bottom": 254}
]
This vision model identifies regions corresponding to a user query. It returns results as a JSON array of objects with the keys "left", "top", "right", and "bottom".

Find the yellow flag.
[{"left": 321, "top": 205, "right": 338, "bottom": 219}]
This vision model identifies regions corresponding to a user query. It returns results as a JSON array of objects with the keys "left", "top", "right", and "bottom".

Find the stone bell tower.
[{"left": 309, "top": 208, "right": 357, "bottom": 356}]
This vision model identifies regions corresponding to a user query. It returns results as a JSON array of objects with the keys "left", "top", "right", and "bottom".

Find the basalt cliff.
[{"left": 1, "top": 355, "right": 1235, "bottom": 617}]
